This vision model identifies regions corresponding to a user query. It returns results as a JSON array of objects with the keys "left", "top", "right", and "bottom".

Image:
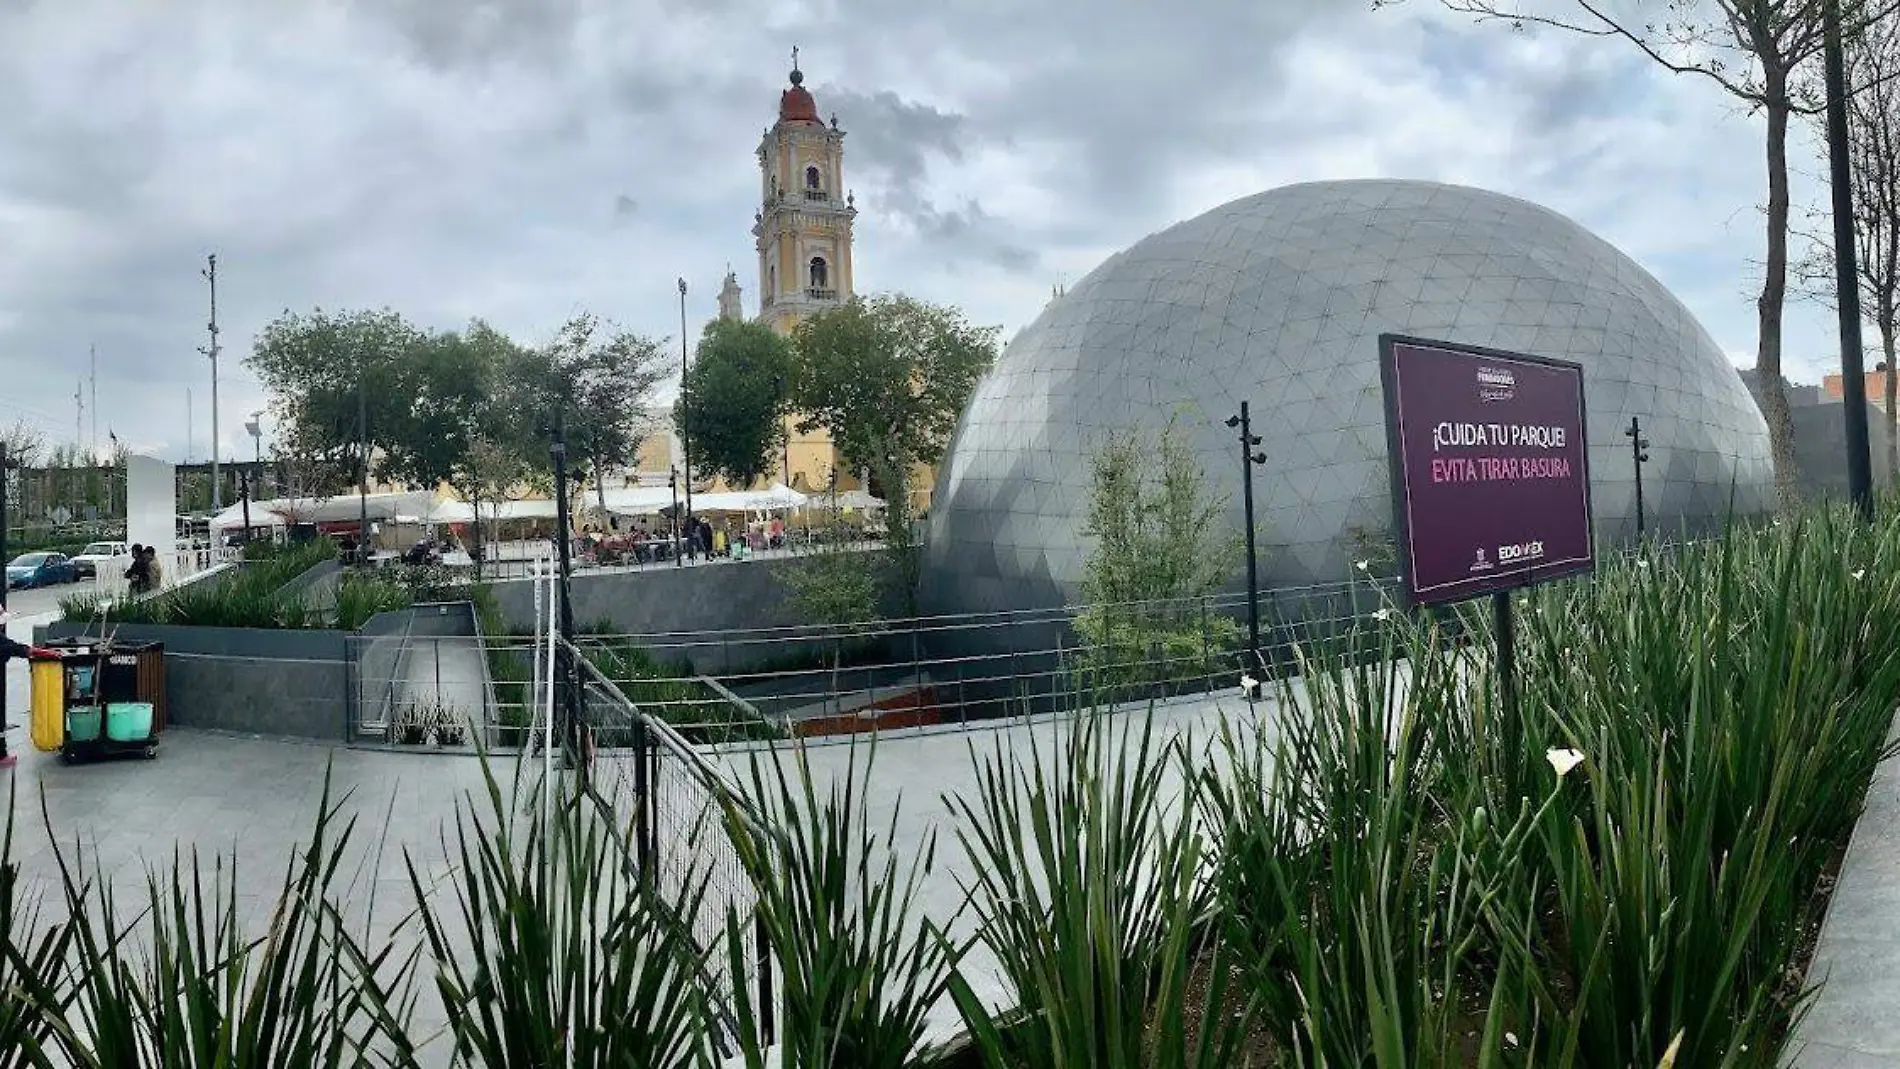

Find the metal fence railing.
[
  {"left": 572, "top": 645, "right": 775, "bottom": 1053},
  {"left": 541, "top": 536, "right": 1719, "bottom": 740},
  {"left": 556, "top": 578, "right": 1400, "bottom": 739}
]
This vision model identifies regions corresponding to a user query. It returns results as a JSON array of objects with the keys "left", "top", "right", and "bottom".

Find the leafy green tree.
[
  {"left": 247, "top": 308, "right": 427, "bottom": 494},
  {"left": 777, "top": 541, "right": 887, "bottom": 697},
  {"left": 376, "top": 322, "right": 509, "bottom": 495},
  {"left": 385, "top": 322, "right": 533, "bottom": 570},
  {"left": 508, "top": 314, "right": 667, "bottom": 511},
  {"left": 790, "top": 295, "right": 1000, "bottom": 607},
  {"left": 1071, "top": 420, "right": 1243, "bottom": 703},
  {"left": 675, "top": 318, "right": 794, "bottom": 489}
]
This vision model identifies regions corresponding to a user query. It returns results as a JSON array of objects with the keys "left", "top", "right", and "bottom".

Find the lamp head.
[{"left": 1224, "top": 414, "right": 1241, "bottom": 428}]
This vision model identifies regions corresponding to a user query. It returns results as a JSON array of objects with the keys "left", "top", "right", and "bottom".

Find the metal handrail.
[{"left": 569, "top": 641, "right": 771, "bottom": 834}]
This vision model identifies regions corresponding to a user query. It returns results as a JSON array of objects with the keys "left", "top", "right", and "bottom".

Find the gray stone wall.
[
  {"left": 35, "top": 603, "right": 483, "bottom": 743},
  {"left": 485, "top": 553, "right": 904, "bottom": 673},
  {"left": 36, "top": 621, "right": 353, "bottom": 740}
]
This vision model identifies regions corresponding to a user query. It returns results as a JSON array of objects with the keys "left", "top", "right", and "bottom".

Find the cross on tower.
[{"left": 791, "top": 45, "right": 799, "bottom": 71}]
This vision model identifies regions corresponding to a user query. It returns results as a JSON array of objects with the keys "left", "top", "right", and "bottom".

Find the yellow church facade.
[{"left": 637, "top": 54, "right": 936, "bottom": 517}]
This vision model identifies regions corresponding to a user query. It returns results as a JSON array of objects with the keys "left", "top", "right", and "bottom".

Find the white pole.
[
  {"left": 531, "top": 555, "right": 543, "bottom": 753},
  {"left": 542, "top": 552, "right": 557, "bottom": 796}
]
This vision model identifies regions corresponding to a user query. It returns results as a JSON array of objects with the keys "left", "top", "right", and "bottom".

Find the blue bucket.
[
  {"left": 105, "top": 702, "right": 153, "bottom": 742},
  {"left": 66, "top": 706, "right": 102, "bottom": 743}
]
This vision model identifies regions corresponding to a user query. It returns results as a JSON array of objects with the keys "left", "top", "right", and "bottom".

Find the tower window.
[
  {"left": 809, "top": 256, "right": 829, "bottom": 290},
  {"left": 805, "top": 165, "right": 822, "bottom": 190}
]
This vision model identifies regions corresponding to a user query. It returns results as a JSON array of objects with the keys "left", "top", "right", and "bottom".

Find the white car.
[{"left": 69, "top": 540, "right": 129, "bottom": 580}]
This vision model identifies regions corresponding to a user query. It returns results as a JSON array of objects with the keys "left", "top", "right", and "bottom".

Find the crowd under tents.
[{"left": 204, "top": 483, "right": 887, "bottom": 552}]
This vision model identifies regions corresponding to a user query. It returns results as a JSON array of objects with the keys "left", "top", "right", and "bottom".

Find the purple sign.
[{"left": 1378, "top": 335, "right": 1595, "bottom": 606}]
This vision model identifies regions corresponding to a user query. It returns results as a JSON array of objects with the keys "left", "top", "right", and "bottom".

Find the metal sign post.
[{"left": 1379, "top": 335, "right": 1596, "bottom": 731}]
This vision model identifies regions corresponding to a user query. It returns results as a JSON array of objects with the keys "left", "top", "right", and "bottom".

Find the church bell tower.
[{"left": 753, "top": 48, "right": 857, "bottom": 335}]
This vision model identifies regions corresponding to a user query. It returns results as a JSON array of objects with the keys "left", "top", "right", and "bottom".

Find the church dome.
[{"left": 778, "top": 65, "right": 820, "bottom": 124}]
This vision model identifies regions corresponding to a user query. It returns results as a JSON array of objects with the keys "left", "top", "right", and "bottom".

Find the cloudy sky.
[{"left": 0, "top": 0, "right": 1848, "bottom": 463}]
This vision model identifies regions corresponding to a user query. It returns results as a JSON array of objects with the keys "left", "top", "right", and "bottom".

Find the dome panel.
[{"left": 920, "top": 179, "right": 1774, "bottom": 634}]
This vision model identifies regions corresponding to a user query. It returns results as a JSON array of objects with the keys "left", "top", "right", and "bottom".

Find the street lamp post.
[
  {"left": 357, "top": 368, "right": 370, "bottom": 566},
  {"left": 239, "top": 470, "right": 253, "bottom": 546},
  {"left": 678, "top": 279, "right": 694, "bottom": 537},
  {"left": 551, "top": 419, "right": 585, "bottom": 782},
  {"left": 244, "top": 413, "right": 264, "bottom": 499},
  {"left": 669, "top": 465, "right": 682, "bottom": 568},
  {"left": 1225, "top": 403, "right": 1267, "bottom": 670},
  {"left": 1825, "top": 0, "right": 1875, "bottom": 520},
  {"left": 1625, "top": 416, "right": 1651, "bottom": 538},
  {"left": 201, "top": 254, "right": 223, "bottom": 512}
]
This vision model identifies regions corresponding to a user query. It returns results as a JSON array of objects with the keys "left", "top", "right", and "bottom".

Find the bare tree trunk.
[
  {"left": 470, "top": 493, "right": 485, "bottom": 580},
  {"left": 1885, "top": 321, "right": 1898, "bottom": 484},
  {"left": 1760, "top": 86, "right": 1804, "bottom": 514}
]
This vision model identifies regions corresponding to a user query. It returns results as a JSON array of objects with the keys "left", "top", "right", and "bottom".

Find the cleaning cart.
[{"left": 30, "top": 640, "right": 162, "bottom": 763}]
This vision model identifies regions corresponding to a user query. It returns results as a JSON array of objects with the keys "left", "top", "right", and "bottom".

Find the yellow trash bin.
[{"left": 30, "top": 658, "right": 64, "bottom": 753}]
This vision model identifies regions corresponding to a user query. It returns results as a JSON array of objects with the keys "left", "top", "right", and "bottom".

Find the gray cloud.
[
  {"left": 0, "top": 0, "right": 1846, "bottom": 461},
  {"left": 356, "top": 0, "right": 585, "bottom": 71},
  {"left": 815, "top": 87, "right": 1034, "bottom": 270}
]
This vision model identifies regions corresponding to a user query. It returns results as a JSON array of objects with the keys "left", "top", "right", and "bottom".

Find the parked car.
[
  {"left": 69, "top": 541, "right": 129, "bottom": 579},
  {"left": 5, "top": 552, "right": 79, "bottom": 589}
]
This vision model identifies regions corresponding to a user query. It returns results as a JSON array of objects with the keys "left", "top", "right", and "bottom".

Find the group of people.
[
  {"left": 574, "top": 514, "right": 792, "bottom": 567},
  {"left": 122, "top": 544, "right": 164, "bottom": 595}
]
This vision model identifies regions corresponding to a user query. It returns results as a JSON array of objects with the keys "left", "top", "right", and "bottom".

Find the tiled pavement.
[{"left": 3, "top": 599, "right": 1294, "bottom": 1060}]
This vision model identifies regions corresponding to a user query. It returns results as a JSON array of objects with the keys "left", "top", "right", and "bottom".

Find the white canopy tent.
[
  {"left": 743, "top": 482, "right": 808, "bottom": 511},
  {"left": 427, "top": 499, "right": 562, "bottom": 524},
  {"left": 208, "top": 502, "right": 287, "bottom": 532},
  {"left": 591, "top": 484, "right": 808, "bottom": 517},
  {"left": 209, "top": 490, "right": 439, "bottom": 532},
  {"left": 830, "top": 489, "right": 887, "bottom": 512}
]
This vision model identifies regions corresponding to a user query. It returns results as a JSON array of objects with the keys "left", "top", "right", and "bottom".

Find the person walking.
[
  {"left": 0, "top": 611, "right": 51, "bottom": 770},
  {"left": 124, "top": 543, "right": 150, "bottom": 595}
]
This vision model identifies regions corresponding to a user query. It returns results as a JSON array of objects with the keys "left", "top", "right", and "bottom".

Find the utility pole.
[
  {"left": 1825, "top": 0, "right": 1874, "bottom": 520},
  {"left": 73, "top": 380, "right": 83, "bottom": 518},
  {"left": 1225, "top": 403, "right": 1267, "bottom": 671},
  {"left": 200, "top": 254, "right": 223, "bottom": 512},
  {"left": 89, "top": 344, "right": 97, "bottom": 459},
  {"left": 1625, "top": 416, "right": 1651, "bottom": 538},
  {"left": 678, "top": 278, "right": 694, "bottom": 530}
]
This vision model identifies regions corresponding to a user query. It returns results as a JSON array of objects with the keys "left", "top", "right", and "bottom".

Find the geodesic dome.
[{"left": 920, "top": 179, "right": 1774, "bottom": 624}]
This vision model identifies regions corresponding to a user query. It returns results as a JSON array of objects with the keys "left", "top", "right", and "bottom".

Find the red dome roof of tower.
[{"left": 779, "top": 64, "right": 820, "bottom": 124}]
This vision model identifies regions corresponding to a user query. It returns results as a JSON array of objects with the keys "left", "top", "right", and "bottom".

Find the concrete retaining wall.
[
  {"left": 36, "top": 602, "right": 483, "bottom": 743},
  {"left": 486, "top": 552, "right": 905, "bottom": 673},
  {"left": 36, "top": 621, "right": 353, "bottom": 740}
]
